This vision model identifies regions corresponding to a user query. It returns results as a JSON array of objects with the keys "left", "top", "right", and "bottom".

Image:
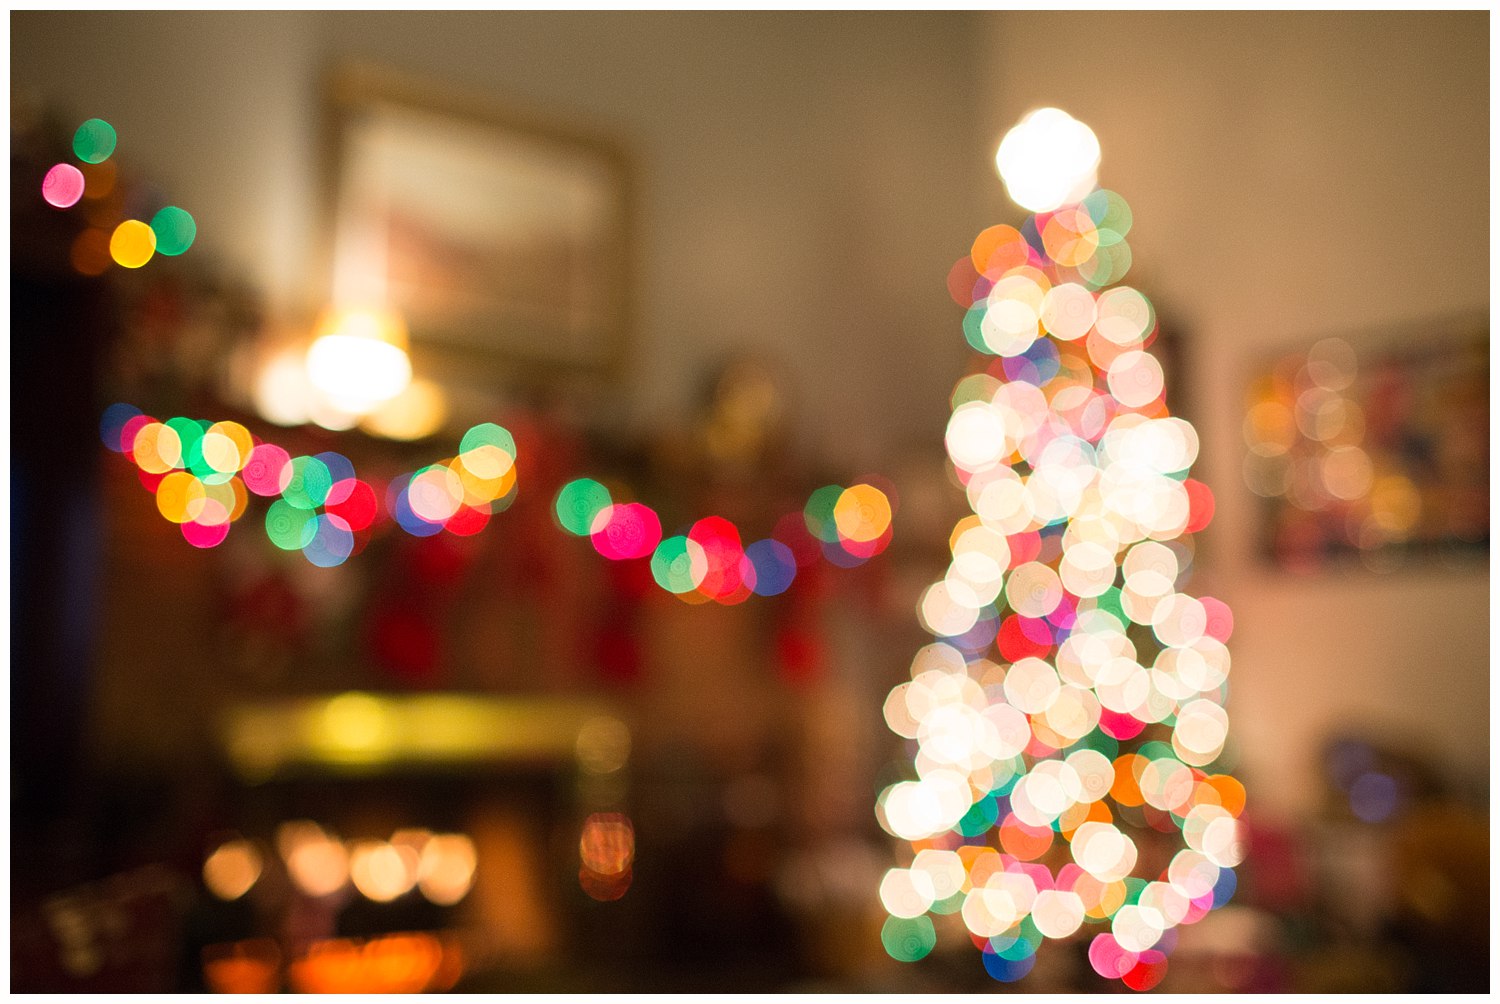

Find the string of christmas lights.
[
  {"left": 552, "top": 477, "right": 893, "bottom": 604},
  {"left": 102, "top": 403, "right": 894, "bottom": 598}
]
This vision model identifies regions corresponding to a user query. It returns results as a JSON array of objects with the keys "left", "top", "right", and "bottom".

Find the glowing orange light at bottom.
[{"left": 283, "top": 932, "right": 462, "bottom": 994}]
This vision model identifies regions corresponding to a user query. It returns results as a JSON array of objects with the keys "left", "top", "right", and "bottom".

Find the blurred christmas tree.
[{"left": 875, "top": 109, "right": 1244, "bottom": 991}]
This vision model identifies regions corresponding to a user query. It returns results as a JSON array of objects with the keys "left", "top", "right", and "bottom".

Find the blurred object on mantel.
[{"left": 11, "top": 866, "right": 190, "bottom": 994}]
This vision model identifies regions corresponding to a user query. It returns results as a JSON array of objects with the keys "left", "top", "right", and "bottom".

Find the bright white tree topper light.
[{"left": 996, "top": 107, "right": 1101, "bottom": 213}]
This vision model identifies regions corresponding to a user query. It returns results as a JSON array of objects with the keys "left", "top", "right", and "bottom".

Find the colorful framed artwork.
[{"left": 1242, "top": 317, "right": 1488, "bottom": 572}]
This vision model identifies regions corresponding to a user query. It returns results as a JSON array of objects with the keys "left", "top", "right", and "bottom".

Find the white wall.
[
  {"left": 11, "top": 11, "right": 983, "bottom": 468},
  {"left": 977, "top": 10, "right": 1490, "bottom": 817}
]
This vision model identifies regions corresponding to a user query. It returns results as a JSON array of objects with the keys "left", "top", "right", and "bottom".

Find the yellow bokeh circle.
[{"left": 110, "top": 220, "right": 157, "bottom": 269}]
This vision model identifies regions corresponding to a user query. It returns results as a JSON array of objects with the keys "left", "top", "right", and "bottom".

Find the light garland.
[
  {"left": 553, "top": 477, "right": 894, "bottom": 604},
  {"left": 102, "top": 404, "right": 894, "bottom": 600},
  {"left": 99, "top": 406, "right": 507, "bottom": 566}
]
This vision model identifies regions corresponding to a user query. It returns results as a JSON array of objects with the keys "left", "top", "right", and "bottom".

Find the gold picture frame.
[{"left": 323, "top": 64, "right": 633, "bottom": 390}]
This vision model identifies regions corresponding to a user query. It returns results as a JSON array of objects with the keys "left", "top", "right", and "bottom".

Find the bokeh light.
[
  {"left": 243, "top": 443, "right": 293, "bottom": 496},
  {"left": 305, "top": 307, "right": 413, "bottom": 416},
  {"left": 882, "top": 915, "right": 937, "bottom": 962},
  {"left": 348, "top": 839, "right": 420, "bottom": 903},
  {"left": 104, "top": 404, "right": 399, "bottom": 566},
  {"left": 834, "top": 483, "right": 893, "bottom": 543},
  {"left": 279, "top": 820, "right": 351, "bottom": 899},
  {"left": 108, "top": 405, "right": 900, "bottom": 588},
  {"left": 203, "top": 838, "right": 264, "bottom": 901},
  {"left": 388, "top": 423, "right": 519, "bottom": 541},
  {"left": 554, "top": 478, "right": 892, "bottom": 603},
  {"left": 360, "top": 378, "right": 449, "bottom": 441},
  {"left": 283, "top": 931, "right": 461, "bottom": 994},
  {"left": 579, "top": 812, "right": 635, "bottom": 902},
  {"left": 575, "top": 716, "right": 632, "bottom": 775},
  {"left": 72, "top": 117, "right": 117, "bottom": 164},
  {"left": 49, "top": 120, "right": 197, "bottom": 273},
  {"left": 744, "top": 538, "right": 796, "bottom": 596},
  {"left": 110, "top": 219, "right": 156, "bottom": 268},
  {"left": 591, "top": 502, "right": 663, "bottom": 561},
  {"left": 555, "top": 478, "right": 612, "bottom": 536},
  {"left": 880, "top": 174, "right": 1241, "bottom": 987},
  {"left": 417, "top": 834, "right": 478, "bottom": 906},
  {"left": 70, "top": 227, "right": 113, "bottom": 275},
  {"left": 100, "top": 402, "right": 142, "bottom": 452},
  {"left": 303, "top": 514, "right": 356, "bottom": 568},
  {"left": 149, "top": 205, "right": 197, "bottom": 256},
  {"left": 41, "top": 163, "right": 86, "bottom": 209},
  {"left": 995, "top": 108, "right": 1101, "bottom": 213}
]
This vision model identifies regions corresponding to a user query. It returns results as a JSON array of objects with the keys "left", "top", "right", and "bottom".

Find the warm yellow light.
[
  {"left": 996, "top": 108, "right": 1100, "bottom": 213},
  {"left": 222, "top": 695, "right": 623, "bottom": 780},
  {"left": 360, "top": 378, "right": 449, "bottom": 441},
  {"left": 203, "top": 839, "right": 263, "bottom": 901},
  {"left": 254, "top": 349, "right": 316, "bottom": 427},
  {"left": 110, "top": 219, "right": 156, "bottom": 269},
  {"left": 305, "top": 307, "right": 412, "bottom": 415},
  {"left": 575, "top": 716, "right": 631, "bottom": 775},
  {"left": 280, "top": 823, "right": 351, "bottom": 899},
  {"left": 417, "top": 834, "right": 478, "bottom": 906},
  {"left": 316, "top": 692, "right": 394, "bottom": 764},
  {"left": 349, "top": 840, "right": 419, "bottom": 902}
]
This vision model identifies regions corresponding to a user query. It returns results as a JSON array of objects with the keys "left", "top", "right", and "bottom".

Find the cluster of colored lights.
[
  {"left": 947, "top": 188, "right": 1133, "bottom": 313},
  {"left": 388, "top": 422, "right": 519, "bottom": 538},
  {"left": 554, "top": 479, "right": 893, "bottom": 603},
  {"left": 877, "top": 192, "right": 1243, "bottom": 989},
  {"left": 102, "top": 404, "right": 377, "bottom": 566},
  {"left": 103, "top": 397, "right": 889, "bottom": 594},
  {"left": 102, "top": 403, "right": 518, "bottom": 565},
  {"left": 42, "top": 118, "right": 196, "bottom": 269}
]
